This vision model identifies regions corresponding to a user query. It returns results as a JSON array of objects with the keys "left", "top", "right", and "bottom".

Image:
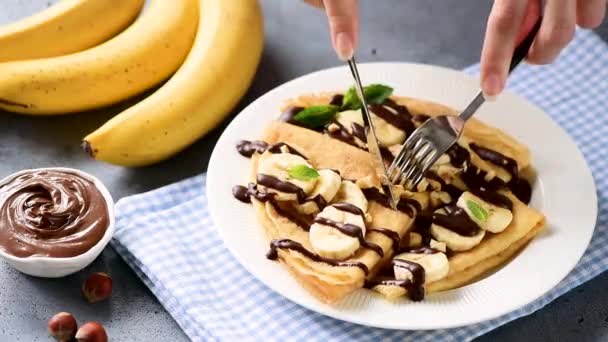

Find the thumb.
[{"left": 323, "top": 0, "right": 359, "bottom": 60}]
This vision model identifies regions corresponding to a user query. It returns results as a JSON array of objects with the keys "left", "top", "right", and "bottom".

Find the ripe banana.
[
  {"left": 257, "top": 152, "right": 317, "bottom": 201},
  {"left": 0, "top": 0, "right": 144, "bottom": 62},
  {"left": 0, "top": 0, "right": 198, "bottom": 114},
  {"left": 309, "top": 205, "right": 365, "bottom": 260},
  {"left": 83, "top": 0, "right": 264, "bottom": 166}
]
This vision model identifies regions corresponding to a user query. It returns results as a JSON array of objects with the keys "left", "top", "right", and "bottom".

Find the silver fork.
[{"left": 387, "top": 17, "right": 542, "bottom": 190}]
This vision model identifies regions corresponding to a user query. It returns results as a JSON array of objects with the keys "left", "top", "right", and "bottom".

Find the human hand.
[
  {"left": 480, "top": 0, "right": 606, "bottom": 98},
  {"left": 304, "top": 0, "right": 359, "bottom": 60}
]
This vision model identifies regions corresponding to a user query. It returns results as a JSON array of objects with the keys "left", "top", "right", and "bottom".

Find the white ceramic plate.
[{"left": 207, "top": 63, "right": 597, "bottom": 330}]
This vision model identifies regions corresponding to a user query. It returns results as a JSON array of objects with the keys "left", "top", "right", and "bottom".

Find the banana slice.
[
  {"left": 429, "top": 239, "right": 447, "bottom": 253},
  {"left": 309, "top": 205, "right": 365, "bottom": 260},
  {"left": 456, "top": 192, "right": 513, "bottom": 233},
  {"left": 336, "top": 109, "right": 365, "bottom": 131},
  {"left": 332, "top": 180, "right": 368, "bottom": 213},
  {"left": 257, "top": 152, "right": 317, "bottom": 201},
  {"left": 371, "top": 112, "right": 406, "bottom": 147},
  {"left": 429, "top": 221, "right": 485, "bottom": 252},
  {"left": 429, "top": 191, "right": 452, "bottom": 208},
  {"left": 296, "top": 169, "right": 342, "bottom": 215},
  {"left": 393, "top": 251, "right": 449, "bottom": 283}
]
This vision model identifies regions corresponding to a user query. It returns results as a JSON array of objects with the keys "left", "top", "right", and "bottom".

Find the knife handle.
[{"left": 509, "top": 16, "right": 543, "bottom": 74}]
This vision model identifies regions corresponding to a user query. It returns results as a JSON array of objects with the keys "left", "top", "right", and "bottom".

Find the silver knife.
[{"left": 346, "top": 57, "right": 397, "bottom": 209}]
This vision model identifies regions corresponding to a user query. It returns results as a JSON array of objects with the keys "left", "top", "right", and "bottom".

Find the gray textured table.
[{"left": 1, "top": 1, "right": 606, "bottom": 341}]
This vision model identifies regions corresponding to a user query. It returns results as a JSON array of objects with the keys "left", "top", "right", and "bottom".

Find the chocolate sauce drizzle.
[
  {"left": 236, "top": 140, "right": 307, "bottom": 159},
  {"left": 367, "top": 227, "right": 401, "bottom": 252},
  {"left": 368, "top": 103, "right": 416, "bottom": 136},
  {"left": 365, "top": 258, "right": 425, "bottom": 301},
  {"left": 407, "top": 246, "right": 441, "bottom": 254},
  {"left": 316, "top": 203, "right": 384, "bottom": 257},
  {"left": 267, "top": 239, "right": 369, "bottom": 274},
  {"left": 424, "top": 171, "right": 464, "bottom": 200},
  {"left": 449, "top": 143, "right": 530, "bottom": 204},
  {"left": 362, "top": 187, "right": 417, "bottom": 217},
  {"left": 236, "top": 140, "right": 268, "bottom": 158},
  {"left": 329, "top": 94, "right": 344, "bottom": 106},
  {"left": 432, "top": 204, "right": 481, "bottom": 236},
  {"left": 469, "top": 143, "right": 531, "bottom": 204},
  {"left": 256, "top": 174, "right": 307, "bottom": 203},
  {"left": 325, "top": 121, "right": 364, "bottom": 147}
]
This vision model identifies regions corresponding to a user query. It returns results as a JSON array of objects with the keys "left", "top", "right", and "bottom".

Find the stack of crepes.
[{"left": 234, "top": 90, "right": 545, "bottom": 304}]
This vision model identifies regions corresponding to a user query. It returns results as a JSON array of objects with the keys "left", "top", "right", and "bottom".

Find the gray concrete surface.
[{"left": 0, "top": 1, "right": 606, "bottom": 341}]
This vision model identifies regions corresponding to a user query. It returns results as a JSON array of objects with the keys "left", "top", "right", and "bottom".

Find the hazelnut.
[
  {"left": 82, "top": 272, "right": 113, "bottom": 303},
  {"left": 48, "top": 312, "right": 77, "bottom": 342},
  {"left": 75, "top": 322, "right": 107, "bottom": 342}
]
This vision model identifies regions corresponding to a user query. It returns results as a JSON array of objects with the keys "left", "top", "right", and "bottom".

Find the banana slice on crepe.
[
  {"left": 371, "top": 111, "right": 406, "bottom": 147},
  {"left": 296, "top": 169, "right": 342, "bottom": 215},
  {"left": 332, "top": 180, "right": 368, "bottom": 213},
  {"left": 430, "top": 206, "right": 486, "bottom": 252},
  {"left": 393, "top": 251, "right": 450, "bottom": 283},
  {"left": 257, "top": 152, "right": 318, "bottom": 201},
  {"left": 309, "top": 204, "right": 366, "bottom": 260},
  {"left": 457, "top": 192, "right": 513, "bottom": 233}
]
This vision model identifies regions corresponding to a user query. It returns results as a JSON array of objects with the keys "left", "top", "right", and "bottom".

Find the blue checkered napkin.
[{"left": 111, "top": 29, "right": 608, "bottom": 342}]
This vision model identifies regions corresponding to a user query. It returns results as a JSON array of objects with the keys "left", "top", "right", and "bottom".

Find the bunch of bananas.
[{"left": 0, "top": 0, "right": 264, "bottom": 166}]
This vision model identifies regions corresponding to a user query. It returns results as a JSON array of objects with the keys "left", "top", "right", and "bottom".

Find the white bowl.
[{"left": 0, "top": 167, "right": 115, "bottom": 278}]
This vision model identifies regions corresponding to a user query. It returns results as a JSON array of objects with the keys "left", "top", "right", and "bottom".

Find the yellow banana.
[
  {"left": 83, "top": 0, "right": 264, "bottom": 167},
  {"left": 0, "top": 0, "right": 198, "bottom": 115},
  {"left": 0, "top": 0, "right": 144, "bottom": 63}
]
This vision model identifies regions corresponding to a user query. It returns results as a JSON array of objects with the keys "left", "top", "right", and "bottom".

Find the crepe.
[{"left": 236, "top": 92, "right": 545, "bottom": 304}]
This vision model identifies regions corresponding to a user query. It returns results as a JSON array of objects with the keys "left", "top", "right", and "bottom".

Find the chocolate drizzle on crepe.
[
  {"left": 432, "top": 204, "right": 481, "bottom": 236},
  {"left": 267, "top": 239, "right": 369, "bottom": 274},
  {"left": 237, "top": 140, "right": 307, "bottom": 159},
  {"left": 368, "top": 102, "right": 416, "bottom": 136},
  {"left": 362, "top": 187, "right": 418, "bottom": 217},
  {"left": 315, "top": 203, "right": 384, "bottom": 257},
  {"left": 365, "top": 258, "right": 426, "bottom": 301},
  {"left": 367, "top": 227, "right": 401, "bottom": 252}
]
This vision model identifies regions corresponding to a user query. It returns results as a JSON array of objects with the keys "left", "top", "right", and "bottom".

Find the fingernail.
[
  {"left": 482, "top": 74, "right": 502, "bottom": 101},
  {"left": 335, "top": 32, "right": 354, "bottom": 61}
]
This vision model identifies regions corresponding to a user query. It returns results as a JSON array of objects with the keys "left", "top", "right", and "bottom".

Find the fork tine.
[
  {"left": 404, "top": 142, "right": 433, "bottom": 182},
  {"left": 388, "top": 136, "right": 417, "bottom": 178},
  {"left": 397, "top": 158, "right": 417, "bottom": 187},
  {"left": 409, "top": 150, "right": 441, "bottom": 189},
  {"left": 421, "top": 150, "right": 439, "bottom": 172},
  {"left": 389, "top": 138, "right": 420, "bottom": 183},
  {"left": 394, "top": 140, "right": 428, "bottom": 184}
]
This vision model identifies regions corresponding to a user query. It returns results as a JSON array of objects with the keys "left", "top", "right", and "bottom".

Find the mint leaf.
[
  {"left": 293, "top": 105, "right": 339, "bottom": 129},
  {"left": 341, "top": 87, "right": 360, "bottom": 110},
  {"left": 341, "top": 84, "right": 394, "bottom": 110},
  {"left": 287, "top": 164, "right": 320, "bottom": 181},
  {"left": 466, "top": 200, "right": 489, "bottom": 222},
  {"left": 364, "top": 84, "right": 394, "bottom": 104}
]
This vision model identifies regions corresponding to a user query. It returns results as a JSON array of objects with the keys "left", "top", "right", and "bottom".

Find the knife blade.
[{"left": 346, "top": 57, "right": 397, "bottom": 209}]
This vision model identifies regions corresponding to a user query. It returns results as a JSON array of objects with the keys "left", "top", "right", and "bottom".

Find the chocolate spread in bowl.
[{"left": 0, "top": 170, "right": 109, "bottom": 258}]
